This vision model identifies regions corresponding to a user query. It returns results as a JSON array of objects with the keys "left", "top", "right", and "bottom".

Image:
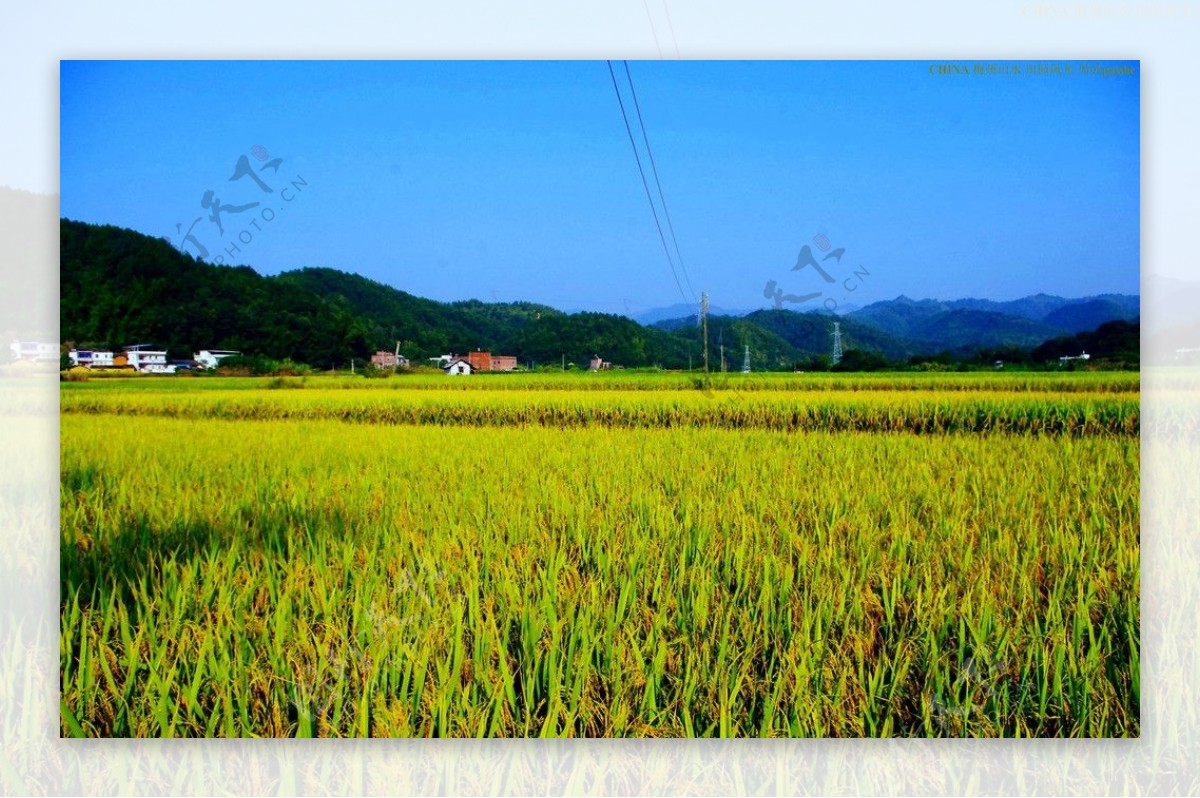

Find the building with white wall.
[
  {"left": 68, "top": 349, "right": 115, "bottom": 368},
  {"left": 193, "top": 349, "right": 240, "bottom": 369},
  {"left": 124, "top": 345, "right": 175, "bottom": 374},
  {"left": 444, "top": 358, "right": 473, "bottom": 375}
]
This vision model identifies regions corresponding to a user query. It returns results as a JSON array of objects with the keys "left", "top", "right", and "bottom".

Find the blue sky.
[{"left": 60, "top": 60, "right": 1139, "bottom": 316}]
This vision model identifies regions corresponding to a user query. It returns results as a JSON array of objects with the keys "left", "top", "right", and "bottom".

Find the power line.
[
  {"left": 605, "top": 60, "right": 691, "bottom": 311},
  {"left": 660, "top": 0, "right": 682, "bottom": 59},
  {"left": 622, "top": 60, "right": 697, "bottom": 306},
  {"left": 640, "top": 0, "right": 664, "bottom": 59}
]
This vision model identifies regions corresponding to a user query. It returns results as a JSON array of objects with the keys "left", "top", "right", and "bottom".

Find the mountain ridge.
[{"left": 59, "top": 219, "right": 1140, "bottom": 369}]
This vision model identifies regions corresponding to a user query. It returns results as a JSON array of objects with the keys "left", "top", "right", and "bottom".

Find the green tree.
[{"left": 833, "top": 349, "right": 890, "bottom": 372}]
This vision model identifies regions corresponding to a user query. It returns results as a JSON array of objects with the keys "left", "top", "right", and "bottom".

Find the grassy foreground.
[{"left": 60, "top": 375, "right": 1139, "bottom": 737}]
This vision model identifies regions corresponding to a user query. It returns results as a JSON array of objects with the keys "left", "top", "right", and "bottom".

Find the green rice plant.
[
  {"left": 60, "top": 370, "right": 1140, "bottom": 395},
  {"left": 61, "top": 385, "right": 1139, "bottom": 437}
]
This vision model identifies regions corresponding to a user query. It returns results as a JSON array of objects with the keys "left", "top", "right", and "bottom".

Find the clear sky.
[{"left": 60, "top": 60, "right": 1139, "bottom": 316}]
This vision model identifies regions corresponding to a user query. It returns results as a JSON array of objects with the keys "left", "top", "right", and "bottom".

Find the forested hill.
[
  {"left": 60, "top": 219, "right": 1138, "bottom": 369},
  {"left": 60, "top": 220, "right": 697, "bottom": 368}
]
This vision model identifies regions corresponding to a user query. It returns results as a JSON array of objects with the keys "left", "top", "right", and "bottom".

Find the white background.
[{"left": 1, "top": 1, "right": 1197, "bottom": 794}]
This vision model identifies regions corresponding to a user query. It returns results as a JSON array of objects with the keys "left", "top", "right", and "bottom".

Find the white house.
[
  {"left": 194, "top": 349, "right": 241, "bottom": 369},
  {"left": 1059, "top": 351, "right": 1091, "bottom": 364},
  {"left": 124, "top": 345, "right": 175, "bottom": 374},
  {"left": 9, "top": 340, "right": 58, "bottom": 363},
  {"left": 443, "top": 358, "right": 473, "bottom": 376},
  {"left": 68, "top": 349, "right": 115, "bottom": 368}
]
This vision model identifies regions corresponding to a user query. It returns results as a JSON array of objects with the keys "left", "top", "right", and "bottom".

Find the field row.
[
  {"left": 60, "top": 388, "right": 1141, "bottom": 436},
  {"left": 61, "top": 371, "right": 1142, "bottom": 394},
  {"left": 60, "top": 416, "right": 1139, "bottom": 737}
]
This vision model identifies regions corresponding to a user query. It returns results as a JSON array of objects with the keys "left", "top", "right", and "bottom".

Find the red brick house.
[{"left": 463, "top": 351, "right": 518, "bottom": 372}]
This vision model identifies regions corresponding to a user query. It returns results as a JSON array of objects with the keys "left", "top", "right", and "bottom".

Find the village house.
[
  {"left": 443, "top": 358, "right": 473, "bottom": 376},
  {"left": 370, "top": 350, "right": 409, "bottom": 368},
  {"left": 432, "top": 350, "right": 518, "bottom": 374},
  {"left": 466, "top": 350, "right": 518, "bottom": 372},
  {"left": 68, "top": 349, "right": 116, "bottom": 368},
  {"left": 194, "top": 349, "right": 241, "bottom": 369},
  {"left": 123, "top": 345, "right": 176, "bottom": 374},
  {"left": 589, "top": 354, "right": 612, "bottom": 371},
  {"left": 1059, "top": 351, "right": 1091, "bottom": 365},
  {"left": 466, "top": 351, "right": 491, "bottom": 372},
  {"left": 67, "top": 346, "right": 232, "bottom": 372}
]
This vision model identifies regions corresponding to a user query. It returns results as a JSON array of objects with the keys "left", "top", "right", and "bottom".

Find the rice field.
[
  {"left": 59, "top": 373, "right": 1140, "bottom": 737},
  {"left": 61, "top": 385, "right": 1140, "bottom": 436}
]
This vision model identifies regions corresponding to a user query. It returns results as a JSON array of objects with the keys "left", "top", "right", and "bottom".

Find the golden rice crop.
[
  {"left": 59, "top": 374, "right": 1139, "bottom": 738},
  {"left": 61, "top": 386, "right": 1139, "bottom": 436}
]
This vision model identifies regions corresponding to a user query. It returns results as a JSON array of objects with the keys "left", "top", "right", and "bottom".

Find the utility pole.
[
  {"left": 562, "top": 353, "right": 565, "bottom": 372},
  {"left": 701, "top": 292, "right": 709, "bottom": 377}
]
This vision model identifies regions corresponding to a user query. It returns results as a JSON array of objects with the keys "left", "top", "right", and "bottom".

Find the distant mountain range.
[
  {"left": 633, "top": 303, "right": 749, "bottom": 325},
  {"left": 650, "top": 293, "right": 1140, "bottom": 360},
  {"left": 844, "top": 293, "right": 1140, "bottom": 353},
  {"left": 634, "top": 301, "right": 887, "bottom": 324},
  {"left": 635, "top": 292, "right": 1140, "bottom": 343},
  {"left": 59, "top": 219, "right": 1142, "bottom": 369}
]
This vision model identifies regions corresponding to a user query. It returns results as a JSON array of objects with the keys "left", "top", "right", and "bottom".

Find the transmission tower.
[
  {"left": 701, "top": 292, "right": 709, "bottom": 376},
  {"left": 831, "top": 322, "right": 844, "bottom": 366},
  {"left": 741, "top": 344, "right": 751, "bottom": 374}
]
